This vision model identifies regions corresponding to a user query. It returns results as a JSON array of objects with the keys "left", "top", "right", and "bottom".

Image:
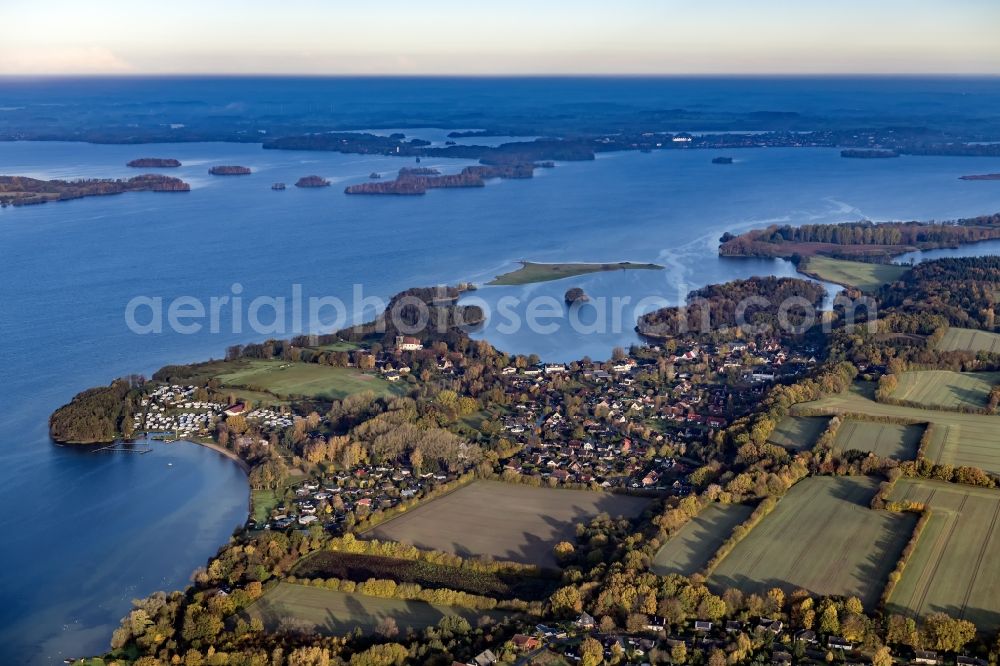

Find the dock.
[{"left": 91, "top": 443, "right": 153, "bottom": 454}]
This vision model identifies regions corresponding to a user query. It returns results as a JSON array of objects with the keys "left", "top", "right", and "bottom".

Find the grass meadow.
[
  {"left": 366, "top": 481, "right": 651, "bottom": 569},
  {"left": 886, "top": 479, "right": 1000, "bottom": 629},
  {"left": 767, "top": 416, "right": 830, "bottom": 451},
  {"left": 832, "top": 420, "right": 923, "bottom": 459},
  {"left": 243, "top": 582, "right": 509, "bottom": 635},
  {"left": 709, "top": 476, "right": 917, "bottom": 608},
  {"left": 796, "top": 383, "right": 1000, "bottom": 474},
  {"left": 935, "top": 327, "right": 1000, "bottom": 354},
  {"left": 891, "top": 370, "right": 1000, "bottom": 411},
  {"left": 651, "top": 503, "right": 755, "bottom": 576}
]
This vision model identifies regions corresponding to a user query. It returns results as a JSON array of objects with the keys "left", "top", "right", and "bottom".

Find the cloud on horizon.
[{"left": 0, "top": 47, "right": 135, "bottom": 75}]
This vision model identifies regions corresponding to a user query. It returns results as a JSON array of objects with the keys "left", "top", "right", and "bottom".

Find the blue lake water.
[{"left": 2, "top": 134, "right": 1000, "bottom": 662}]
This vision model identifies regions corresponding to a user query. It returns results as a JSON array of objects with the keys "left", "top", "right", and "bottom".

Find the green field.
[
  {"left": 214, "top": 359, "right": 403, "bottom": 400},
  {"left": 709, "top": 477, "right": 917, "bottom": 608},
  {"left": 936, "top": 327, "right": 1000, "bottom": 354},
  {"left": 832, "top": 420, "right": 923, "bottom": 459},
  {"left": 767, "top": 416, "right": 830, "bottom": 451},
  {"left": 892, "top": 370, "right": 1000, "bottom": 411},
  {"left": 243, "top": 582, "right": 509, "bottom": 635},
  {"left": 252, "top": 489, "right": 279, "bottom": 523},
  {"left": 311, "top": 340, "right": 362, "bottom": 352},
  {"left": 367, "top": 481, "right": 651, "bottom": 569},
  {"left": 886, "top": 479, "right": 1000, "bottom": 629},
  {"left": 799, "top": 383, "right": 1000, "bottom": 473},
  {"left": 801, "top": 256, "right": 908, "bottom": 292},
  {"left": 652, "top": 503, "right": 754, "bottom": 576},
  {"left": 488, "top": 261, "right": 663, "bottom": 286}
]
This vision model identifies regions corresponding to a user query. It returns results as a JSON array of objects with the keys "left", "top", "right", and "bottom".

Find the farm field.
[
  {"left": 832, "top": 420, "right": 923, "bottom": 459},
  {"left": 801, "top": 256, "right": 908, "bottom": 292},
  {"left": 292, "top": 551, "right": 558, "bottom": 601},
  {"left": 891, "top": 370, "right": 1000, "bottom": 411},
  {"left": 651, "top": 503, "right": 754, "bottom": 576},
  {"left": 936, "top": 327, "right": 1000, "bottom": 354},
  {"left": 214, "top": 359, "right": 403, "bottom": 400},
  {"left": 709, "top": 476, "right": 917, "bottom": 608},
  {"left": 886, "top": 479, "right": 1000, "bottom": 629},
  {"left": 767, "top": 415, "right": 829, "bottom": 451},
  {"left": 796, "top": 384, "right": 1000, "bottom": 474},
  {"left": 366, "top": 481, "right": 651, "bottom": 568},
  {"left": 243, "top": 582, "right": 509, "bottom": 635}
]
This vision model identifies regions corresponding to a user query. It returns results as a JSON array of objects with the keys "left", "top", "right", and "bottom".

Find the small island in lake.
[
  {"left": 271, "top": 182, "right": 286, "bottom": 190},
  {"left": 564, "top": 287, "right": 589, "bottom": 304},
  {"left": 712, "top": 156, "right": 734, "bottom": 164},
  {"left": 960, "top": 174, "right": 1000, "bottom": 181},
  {"left": 209, "top": 165, "right": 252, "bottom": 175},
  {"left": 346, "top": 163, "right": 537, "bottom": 195},
  {"left": 489, "top": 260, "right": 664, "bottom": 286},
  {"left": 0, "top": 174, "right": 190, "bottom": 207},
  {"left": 127, "top": 158, "right": 181, "bottom": 168},
  {"left": 295, "top": 175, "right": 331, "bottom": 188},
  {"left": 840, "top": 149, "right": 899, "bottom": 158}
]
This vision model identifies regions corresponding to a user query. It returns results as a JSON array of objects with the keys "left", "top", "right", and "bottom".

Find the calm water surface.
[{"left": 2, "top": 137, "right": 1000, "bottom": 663}]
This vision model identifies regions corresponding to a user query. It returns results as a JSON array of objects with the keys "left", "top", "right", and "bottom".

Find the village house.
[
  {"left": 394, "top": 335, "right": 423, "bottom": 352},
  {"left": 510, "top": 634, "right": 540, "bottom": 651}
]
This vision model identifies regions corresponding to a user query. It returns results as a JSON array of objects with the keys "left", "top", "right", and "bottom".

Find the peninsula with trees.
[
  {"left": 0, "top": 174, "right": 190, "bottom": 207},
  {"left": 718, "top": 213, "right": 1000, "bottom": 261}
]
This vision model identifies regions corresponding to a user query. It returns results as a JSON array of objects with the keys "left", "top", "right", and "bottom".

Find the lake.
[{"left": 2, "top": 132, "right": 1000, "bottom": 662}]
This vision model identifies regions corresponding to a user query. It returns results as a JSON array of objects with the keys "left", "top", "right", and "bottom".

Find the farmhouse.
[
  {"left": 394, "top": 335, "right": 423, "bottom": 351},
  {"left": 510, "top": 634, "right": 540, "bottom": 651}
]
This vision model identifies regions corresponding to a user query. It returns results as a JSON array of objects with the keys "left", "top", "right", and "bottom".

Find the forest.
[
  {"left": 48, "top": 378, "right": 139, "bottom": 443},
  {"left": 719, "top": 215, "right": 1000, "bottom": 259},
  {"left": 637, "top": 276, "right": 827, "bottom": 339},
  {"left": 877, "top": 257, "right": 1000, "bottom": 330}
]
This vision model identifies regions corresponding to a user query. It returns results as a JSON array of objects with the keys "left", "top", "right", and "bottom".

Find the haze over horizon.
[{"left": 1, "top": 0, "right": 998, "bottom": 76}]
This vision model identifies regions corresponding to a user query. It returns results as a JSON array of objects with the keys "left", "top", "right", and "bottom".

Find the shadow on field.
[
  {"left": 909, "top": 603, "right": 1000, "bottom": 633},
  {"left": 947, "top": 385, "right": 988, "bottom": 408}
]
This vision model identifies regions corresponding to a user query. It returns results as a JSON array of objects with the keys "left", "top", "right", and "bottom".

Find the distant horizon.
[{"left": 2, "top": 72, "right": 999, "bottom": 79}]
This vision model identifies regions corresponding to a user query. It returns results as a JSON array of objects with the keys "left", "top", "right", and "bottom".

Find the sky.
[{"left": 1, "top": 0, "right": 998, "bottom": 76}]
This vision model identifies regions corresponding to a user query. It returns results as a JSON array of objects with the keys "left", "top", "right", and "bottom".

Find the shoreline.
[{"left": 181, "top": 437, "right": 251, "bottom": 474}]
